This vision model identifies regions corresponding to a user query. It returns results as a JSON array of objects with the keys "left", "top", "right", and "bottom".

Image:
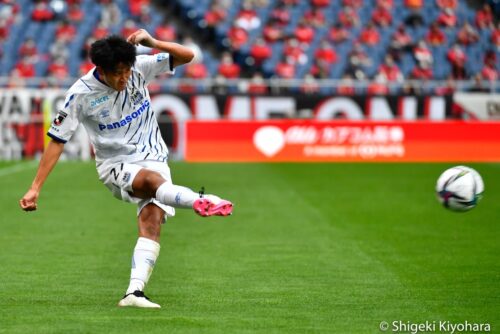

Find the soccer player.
[{"left": 19, "top": 29, "right": 233, "bottom": 308}]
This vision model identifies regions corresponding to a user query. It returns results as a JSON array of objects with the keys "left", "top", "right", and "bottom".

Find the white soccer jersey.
[{"left": 48, "top": 53, "right": 174, "bottom": 165}]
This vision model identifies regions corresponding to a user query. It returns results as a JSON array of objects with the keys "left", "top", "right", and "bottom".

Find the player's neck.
[{"left": 93, "top": 69, "right": 110, "bottom": 87}]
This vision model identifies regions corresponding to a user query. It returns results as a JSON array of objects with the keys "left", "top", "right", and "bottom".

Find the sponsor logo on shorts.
[{"left": 122, "top": 172, "right": 131, "bottom": 183}]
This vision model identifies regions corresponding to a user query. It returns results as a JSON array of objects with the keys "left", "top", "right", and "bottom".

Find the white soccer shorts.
[{"left": 97, "top": 160, "right": 176, "bottom": 219}]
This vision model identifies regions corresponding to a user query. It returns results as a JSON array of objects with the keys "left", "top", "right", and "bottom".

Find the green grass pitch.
[{"left": 1, "top": 161, "right": 498, "bottom": 333}]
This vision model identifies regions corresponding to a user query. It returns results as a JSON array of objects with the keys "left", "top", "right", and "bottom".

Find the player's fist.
[
  {"left": 126, "top": 29, "right": 156, "bottom": 48},
  {"left": 19, "top": 189, "right": 39, "bottom": 211}
]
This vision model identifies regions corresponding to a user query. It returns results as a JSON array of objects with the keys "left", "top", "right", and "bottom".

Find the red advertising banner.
[{"left": 185, "top": 121, "right": 500, "bottom": 162}]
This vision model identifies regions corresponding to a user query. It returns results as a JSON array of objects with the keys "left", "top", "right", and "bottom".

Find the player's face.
[{"left": 101, "top": 63, "right": 132, "bottom": 91}]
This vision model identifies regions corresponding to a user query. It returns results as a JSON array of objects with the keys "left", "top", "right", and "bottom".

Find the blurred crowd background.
[{"left": 0, "top": 0, "right": 498, "bottom": 94}]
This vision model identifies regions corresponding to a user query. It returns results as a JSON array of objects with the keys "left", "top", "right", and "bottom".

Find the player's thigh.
[
  {"left": 130, "top": 160, "right": 175, "bottom": 198},
  {"left": 133, "top": 160, "right": 173, "bottom": 186},
  {"left": 97, "top": 160, "right": 173, "bottom": 202}
]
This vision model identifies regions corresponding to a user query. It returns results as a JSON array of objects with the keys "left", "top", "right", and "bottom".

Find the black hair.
[{"left": 90, "top": 35, "right": 136, "bottom": 73}]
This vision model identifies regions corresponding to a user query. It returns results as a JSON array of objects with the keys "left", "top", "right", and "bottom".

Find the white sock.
[
  {"left": 155, "top": 182, "right": 199, "bottom": 208},
  {"left": 126, "top": 237, "right": 160, "bottom": 295}
]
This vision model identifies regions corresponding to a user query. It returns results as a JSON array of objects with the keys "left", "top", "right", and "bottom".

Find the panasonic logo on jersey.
[{"left": 98, "top": 100, "right": 150, "bottom": 131}]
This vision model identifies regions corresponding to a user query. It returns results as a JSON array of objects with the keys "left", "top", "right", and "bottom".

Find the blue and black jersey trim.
[
  {"left": 64, "top": 94, "right": 75, "bottom": 108},
  {"left": 47, "top": 132, "right": 67, "bottom": 143}
]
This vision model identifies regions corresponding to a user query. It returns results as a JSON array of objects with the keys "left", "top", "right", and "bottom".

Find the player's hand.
[
  {"left": 19, "top": 188, "right": 39, "bottom": 211},
  {"left": 127, "top": 29, "right": 156, "bottom": 48}
]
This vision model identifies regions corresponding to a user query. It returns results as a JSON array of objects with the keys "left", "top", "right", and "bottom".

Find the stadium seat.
[{"left": 0, "top": 0, "right": 498, "bottom": 87}]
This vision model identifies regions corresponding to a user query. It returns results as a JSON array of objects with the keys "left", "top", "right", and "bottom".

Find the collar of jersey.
[{"left": 91, "top": 69, "right": 117, "bottom": 92}]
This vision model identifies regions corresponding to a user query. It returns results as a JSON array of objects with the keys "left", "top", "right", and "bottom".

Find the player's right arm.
[
  {"left": 19, "top": 139, "right": 65, "bottom": 211},
  {"left": 20, "top": 88, "right": 83, "bottom": 211},
  {"left": 20, "top": 90, "right": 81, "bottom": 212}
]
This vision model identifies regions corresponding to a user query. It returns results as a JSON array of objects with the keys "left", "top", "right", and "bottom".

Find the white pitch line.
[{"left": 0, "top": 161, "right": 38, "bottom": 177}]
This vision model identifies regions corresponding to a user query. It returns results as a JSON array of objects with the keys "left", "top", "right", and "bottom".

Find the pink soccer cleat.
[{"left": 193, "top": 194, "right": 233, "bottom": 217}]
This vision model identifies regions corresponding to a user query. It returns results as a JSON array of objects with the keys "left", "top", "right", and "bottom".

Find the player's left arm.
[{"left": 127, "top": 29, "right": 194, "bottom": 68}]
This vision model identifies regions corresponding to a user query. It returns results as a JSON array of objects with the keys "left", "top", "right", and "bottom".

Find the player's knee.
[
  {"left": 133, "top": 169, "right": 165, "bottom": 197},
  {"left": 143, "top": 170, "right": 164, "bottom": 189}
]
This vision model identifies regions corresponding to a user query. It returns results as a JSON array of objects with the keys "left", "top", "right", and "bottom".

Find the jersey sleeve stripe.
[
  {"left": 64, "top": 94, "right": 75, "bottom": 108},
  {"left": 47, "top": 132, "right": 67, "bottom": 143}
]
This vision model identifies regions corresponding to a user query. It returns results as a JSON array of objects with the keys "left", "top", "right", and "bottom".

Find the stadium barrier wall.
[
  {"left": 185, "top": 120, "right": 500, "bottom": 162},
  {"left": 0, "top": 88, "right": 498, "bottom": 161}
]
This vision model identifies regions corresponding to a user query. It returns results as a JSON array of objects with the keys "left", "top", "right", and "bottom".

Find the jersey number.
[{"left": 110, "top": 163, "right": 124, "bottom": 181}]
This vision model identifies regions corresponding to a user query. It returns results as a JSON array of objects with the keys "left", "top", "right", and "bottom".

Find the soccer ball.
[{"left": 436, "top": 166, "right": 484, "bottom": 212}]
